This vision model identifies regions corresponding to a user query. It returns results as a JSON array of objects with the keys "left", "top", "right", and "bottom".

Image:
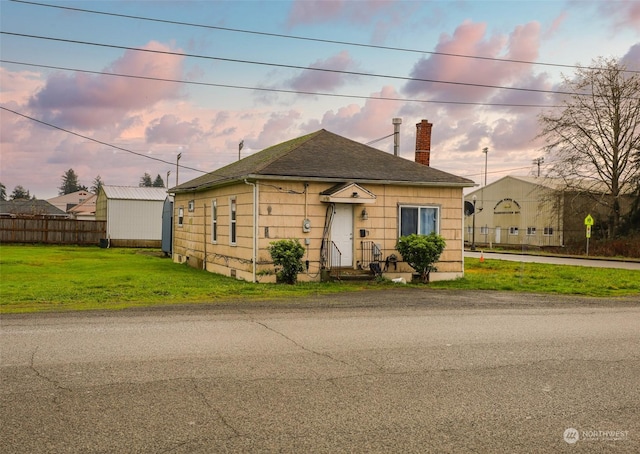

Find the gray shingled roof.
[
  {"left": 171, "top": 129, "right": 474, "bottom": 193},
  {"left": 0, "top": 199, "right": 67, "bottom": 216}
]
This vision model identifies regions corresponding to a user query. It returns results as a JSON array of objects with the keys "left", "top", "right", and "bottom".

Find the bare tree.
[{"left": 538, "top": 57, "right": 640, "bottom": 237}]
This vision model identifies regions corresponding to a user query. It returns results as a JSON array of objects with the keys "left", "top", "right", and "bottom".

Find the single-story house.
[
  {"left": 95, "top": 185, "right": 167, "bottom": 247},
  {"left": 170, "top": 120, "right": 475, "bottom": 282},
  {"left": 67, "top": 194, "right": 97, "bottom": 221},
  {"left": 464, "top": 175, "right": 634, "bottom": 247},
  {"left": 47, "top": 190, "right": 94, "bottom": 213},
  {"left": 0, "top": 199, "right": 67, "bottom": 218}
]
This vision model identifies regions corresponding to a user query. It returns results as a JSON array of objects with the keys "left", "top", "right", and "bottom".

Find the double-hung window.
[
  {"left": 230, "top": 197, "right": 237, "bottom": 245},
  {"left": 211, "top": 199, "right": 217, "bottom": 243},
  {"left": 178, "top": 207, "right": 184, "bottom": 227},
  {"left": 399, "top": 205, "right": 439, "bottom": 236}
]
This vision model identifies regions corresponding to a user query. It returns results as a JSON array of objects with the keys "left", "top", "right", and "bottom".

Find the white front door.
[
  {"left": 332, "top": 204, "right": 353, "bottom": 267},
  {"left": 495, "top": 226, "right": 501, "bottom": 244}
]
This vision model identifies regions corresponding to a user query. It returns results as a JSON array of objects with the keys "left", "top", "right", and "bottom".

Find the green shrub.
[
  {"left": 396, "top": 233, "right": 446, "bottom": 283},
  {"left": 268, "top": 239, "right": 306, "bottom": 284}
]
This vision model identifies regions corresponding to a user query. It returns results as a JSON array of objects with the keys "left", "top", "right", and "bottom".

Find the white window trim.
[
  {"left": 398, "top": 204, "right": 440, "bottom": 237},
  {"left": 229, "top": 197, "right": 237, "bottom": 246},
  {"left": 509, "top": 226, "right": 519, "bottom": 235},
  {"left": 211, "top": 199, "right": 217, "bottom": 243},
  {"left": 178, "top": 206, "right": 184, "bottom": 227},
  {"left": 526, "top": 227, "right": 536, "bottom": 235},
  {"left": 543, "top": 227, "right": 554, "bottom": 236}
]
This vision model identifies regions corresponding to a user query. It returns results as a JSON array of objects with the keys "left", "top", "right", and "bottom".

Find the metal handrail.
[
  {"left": 329, "top": 241, "right": 342, "bottom": 279},
  {"left": 360, "top": 241, "right": 382, "bottom": 269}
]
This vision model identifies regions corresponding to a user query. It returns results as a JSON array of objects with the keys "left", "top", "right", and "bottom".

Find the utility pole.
[
  {"left": 532, "top": 157, "right": 544, "bottom": 177},
  {"left": 176, "top": 153, "right": 181, "bottom": 187}
]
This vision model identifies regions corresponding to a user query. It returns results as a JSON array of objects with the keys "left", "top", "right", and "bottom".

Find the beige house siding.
[
  {"left": 173, "top": 180, "right": 465, "bottom": 282},
  {"left": 464, "top": 175, "right": 634, "bottom": 247}
]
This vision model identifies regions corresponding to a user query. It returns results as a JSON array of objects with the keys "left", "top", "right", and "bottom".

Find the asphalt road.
[
  {"left": 465, "top": 250, "right": 640, "bottom": 270},
  {"left": 2, "top": 290, "right": 639, "bottom": 453}
]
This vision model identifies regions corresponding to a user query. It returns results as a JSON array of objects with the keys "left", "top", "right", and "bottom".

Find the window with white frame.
[
  {"left": 230, "top": 197, "right": 237, "bottom": 245},
  {"left": 509, "top": 226, "right": 519, "bottom": 235},
  {"left": 480, "top": 226, "right": 489, "bottom": 235},
  {"left": 543, "top": 227, "right": 554, "bottom": 236},
  {"left": 526, "top": 227, "right": 536, "bottom": 235},
  {"left": 178, "top": 207, "right": 184, "bottom": 227},
  {"left": 211, "top": 199, "right": 217, "bottom": 243},
  {"left": 399, "top": 205, "right": 439, "bottom": 236}
]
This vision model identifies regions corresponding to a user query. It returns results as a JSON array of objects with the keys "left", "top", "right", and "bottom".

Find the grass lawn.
[{"left": 1, "top": 245, "right": 639, "bottom": 313}]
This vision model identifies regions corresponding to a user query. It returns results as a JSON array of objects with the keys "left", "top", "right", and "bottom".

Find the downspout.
[
  {"left": 461, "top": 194, "right": 465, "bottom": 277},
  {"left": 244, "top": 179, "right": 258, "bottom": 282}
]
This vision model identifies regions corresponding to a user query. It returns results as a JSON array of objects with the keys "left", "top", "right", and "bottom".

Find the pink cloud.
[
  {"left": 288, "top": 51, "right": 358, "bottom": 92},
  {"left": 254, "top": 110, "right": 302, "bottom": 149},
  {"left": 303, "top": 86, "right": 403, "bottom": 145},
  {"left": 544, "top": 11, "right": 568, "bottom": 40},
  {"left": 28, "top": 41, "right": 185, "bottom": 130},
  {"left": 146, "top": 115, "right": 204, "bottom": 144},
  {"left": 403, "top": 20, "right": 542, "bottom": 104},
  {"left": 621, "top": 43, "right": 640, "bottom": 70},
  {"left": 597, "top": 0, "right": 640, "bottom": 33}
]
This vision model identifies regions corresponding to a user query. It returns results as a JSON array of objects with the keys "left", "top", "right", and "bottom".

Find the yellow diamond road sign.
[{"left": 584, "top": 214, "right": 594, "bottom": 226}]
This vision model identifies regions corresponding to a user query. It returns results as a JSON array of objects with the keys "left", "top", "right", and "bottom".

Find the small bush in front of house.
[
  {"left": 396, "top": 233, "right": 446, "bottom": 283},
  {"left": 268, "top": 239, "right": 306, "bottom": 284}
]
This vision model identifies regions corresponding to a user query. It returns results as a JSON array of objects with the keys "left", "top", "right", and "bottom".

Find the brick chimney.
[{"left": 415, "top": 119, "right": 432, "bottom": 166}]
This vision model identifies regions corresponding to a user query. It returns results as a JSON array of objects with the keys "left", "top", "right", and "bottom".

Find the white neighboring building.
[{"left": 95, "top": 186, "right": 167, "bottom": 247}]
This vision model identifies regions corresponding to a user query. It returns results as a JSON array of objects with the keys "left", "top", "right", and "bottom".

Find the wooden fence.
[{"left": 0, "top": 217, "right": 106, "bottom": 245}]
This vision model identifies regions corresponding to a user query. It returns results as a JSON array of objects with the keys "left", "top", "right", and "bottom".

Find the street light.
[
  {"left": 471, "top": 195, "right": 477, "bottom": 251},
  {"left": 482, "top": 147, "right": 489, "bottom": 187}
]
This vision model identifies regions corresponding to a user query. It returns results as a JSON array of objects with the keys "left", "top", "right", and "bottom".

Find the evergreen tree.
[
  {"left": 58, "top": 169, "right": 86, "bottom": 195},
  {"left": 10, "top": 185, "right": 31, "bottom": 200},
  {"left": 91, "top": 175, "right": 104, "bottom": 194},
  {"left": 0, "top": 182, "right": 6, "bottom": 201},
  {"left": 152, "top": 174, "right": 165, "bottom": 188},
  {"left": 139, "top": 173, "right": 153, "bottom": 187}
]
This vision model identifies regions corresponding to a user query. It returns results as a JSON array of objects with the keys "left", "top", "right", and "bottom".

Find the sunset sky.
[{"left": 1, "top": 0, "right": 639, "bottom": 199}]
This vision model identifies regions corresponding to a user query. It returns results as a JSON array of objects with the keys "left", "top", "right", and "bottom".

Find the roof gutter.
[{"left": 172, "top": 174, "right": 476, "bottom": 194}]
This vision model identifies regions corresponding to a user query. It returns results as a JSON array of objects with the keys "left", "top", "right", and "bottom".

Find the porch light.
[{"left": 361, "top": 208, "right": 368, "bottom": 220}]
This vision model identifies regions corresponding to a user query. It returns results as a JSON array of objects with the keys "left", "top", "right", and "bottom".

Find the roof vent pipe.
[{"left": 392, "top": 118, "right": 402, "bottom": 156}]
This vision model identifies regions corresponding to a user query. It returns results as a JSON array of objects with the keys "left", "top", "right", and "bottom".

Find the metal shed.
[{"left": 95, "top": 186, "right": 167, "bottom": 247}]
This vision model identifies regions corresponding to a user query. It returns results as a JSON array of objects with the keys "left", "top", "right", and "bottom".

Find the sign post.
[{"left": 584, "top": 214, "right": 594, "bottom": 256}]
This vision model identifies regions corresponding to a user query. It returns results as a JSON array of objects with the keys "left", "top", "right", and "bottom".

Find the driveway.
[
  {"left": 1, "top": 290, "right": 638, "bottom": 453},
  {"left": 465, "top": 250, "right": 640, "bottom": 270}
]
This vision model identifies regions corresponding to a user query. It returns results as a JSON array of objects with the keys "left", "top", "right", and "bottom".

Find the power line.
[
  {"left": 1, "top": 31, "right": 599, "bottom": 99},
  {"left": 0, "top": 59, "right": 562, "bottom": 108},
  {"left": 0, "top": 106, "right": 208, "bottom": 174},
  {"left": 10, "top": 0, "right": 640, "bottom": 75}
]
